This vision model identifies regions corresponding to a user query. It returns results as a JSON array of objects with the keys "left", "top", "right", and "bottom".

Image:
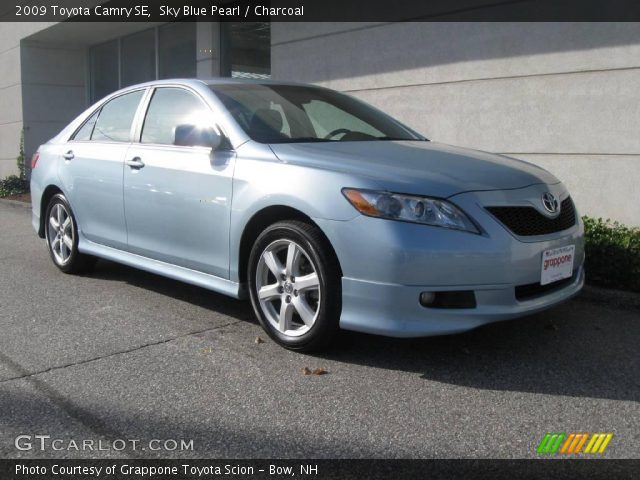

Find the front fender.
[{"left": 228, "top": 141, "right": 376, "bottom": 282}]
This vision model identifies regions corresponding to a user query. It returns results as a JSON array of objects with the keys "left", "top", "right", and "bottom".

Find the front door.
[{"left": 123, "top": 87, "right": 234, "bottom": 278}]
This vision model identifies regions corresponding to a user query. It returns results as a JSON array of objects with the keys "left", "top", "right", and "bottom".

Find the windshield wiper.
[
  {"left": 375, "top": 136, "right": 424, "bottom": 141},
  {"left": 269, "top": 137, "right": 334, "bottom": 144}
]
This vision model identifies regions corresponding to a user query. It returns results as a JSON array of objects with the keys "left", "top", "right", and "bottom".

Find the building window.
[
  {"left": 89, "top": 40, "right": 118, "bottom": 102},
  {"left": 159, "top": 23, "right": 197, "bottom": 79},
  {"left": 88, "top": 22, "right": 271, "bottom": 103},
  {"left": 222, "top": 22, "right": 271, "bottom": 79},
  {"left": 88, "top": 24, "right": 197, "bottom": 103},
  {"left": 121, "top": 29, "right": 156, "bottom": 88}
]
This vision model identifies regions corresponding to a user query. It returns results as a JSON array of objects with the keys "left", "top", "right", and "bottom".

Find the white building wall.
[
  {"left": 271, "top": 22, "right": 640, "bottom": 225},
  {"left": 0, "top": 23, "right": 56, "bottom": 178}
]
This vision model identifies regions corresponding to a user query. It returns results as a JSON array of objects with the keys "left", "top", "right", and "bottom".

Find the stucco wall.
[
  {"left": 0, "top": 23, "right": 56, "bottom": 178},
  {"left": 271, "top": 22, "right": 640, "bottom": 225}
]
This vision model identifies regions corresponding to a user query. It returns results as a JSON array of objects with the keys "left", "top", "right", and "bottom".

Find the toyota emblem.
[{"left": 542, "top": 192, "right": 559, "bottom": 215}]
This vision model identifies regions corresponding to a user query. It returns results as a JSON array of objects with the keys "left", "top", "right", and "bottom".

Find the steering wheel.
[{"left": 324, "top": 128, "right": 352, "bottom": 140}]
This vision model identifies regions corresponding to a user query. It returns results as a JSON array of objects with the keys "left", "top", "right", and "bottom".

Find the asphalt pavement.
[{"left": 0, "top": 202, "right": 638, "bottom": 459}]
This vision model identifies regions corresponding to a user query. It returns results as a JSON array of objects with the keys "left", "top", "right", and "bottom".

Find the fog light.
[
  {"left": 419, "top": 292, "right": 436, "bottom": 306},
  {"left": 420, "top": 290, "right": 477, "bottom": 309}
]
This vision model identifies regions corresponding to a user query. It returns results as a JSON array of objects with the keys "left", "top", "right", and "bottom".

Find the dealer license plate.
[{"left": 540, "top": 245, "right": 575, "bottom": 286}]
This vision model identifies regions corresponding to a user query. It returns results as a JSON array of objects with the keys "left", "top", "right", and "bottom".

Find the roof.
[
  {"left": 201, "top": 77, "right": 311, "bottom": 88},
  {"left": 108, "top": 78, "right": 317, "bottom": 94}
]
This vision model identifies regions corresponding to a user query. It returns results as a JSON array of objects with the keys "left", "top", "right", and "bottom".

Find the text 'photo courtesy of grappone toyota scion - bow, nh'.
[{"left": 30, "top": 78, "right": 584, "bottom": 351}]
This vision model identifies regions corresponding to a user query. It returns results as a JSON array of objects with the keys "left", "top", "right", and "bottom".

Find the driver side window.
[
  {"left": 302, "top": 100, "right": 384, "bottom": 138},
  {"left": 141, "top": 88, "right": 213, "bottom": 145}
]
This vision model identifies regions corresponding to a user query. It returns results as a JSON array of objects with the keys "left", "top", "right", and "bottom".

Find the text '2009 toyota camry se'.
[{"left": 30, "top": 79, "right": 584, "bottom": 351}]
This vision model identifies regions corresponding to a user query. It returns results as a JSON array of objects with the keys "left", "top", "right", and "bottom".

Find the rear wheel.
[
  {"left": 248, "top": 220, "right": 341, "bottom": 351},
  {"left": 45, "top": 193, "right": 95, "bottom": 274}
]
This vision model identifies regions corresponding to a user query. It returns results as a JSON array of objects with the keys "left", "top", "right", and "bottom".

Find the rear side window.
[
  {"left": 91, "top": 90, "right": 144, "bottom": 142},
  {"left": 141, "top": 88, "right": 213, "bottom": 145},
  {"left": 72, "top": 110, "right": 99, "bottom": 141}
]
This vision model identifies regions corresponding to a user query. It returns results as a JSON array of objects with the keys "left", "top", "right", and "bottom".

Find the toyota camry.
[{"left": 30, "top": 79, "right": 584, "bottom": 351}]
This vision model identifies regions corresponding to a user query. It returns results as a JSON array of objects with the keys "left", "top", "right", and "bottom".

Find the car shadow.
[
  {"left": 85, "top": 260, "right": 638, "bottom": 403},
  {"left": 84, "top": 259, "right": 256, "bottom": 324},
  {"left": 322, "top": 301, "right": 640, "bottom": 403}
]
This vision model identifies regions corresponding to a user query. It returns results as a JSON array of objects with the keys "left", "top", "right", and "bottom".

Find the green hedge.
[
  {"left": 0, "top": 175, "right": 29, "bottom": 197},
  {"left": 0, "top": 129, "right": 29, "bottom": 197},
  {"left": 583, "top": 216, "right": 640, "bottom": 293}
]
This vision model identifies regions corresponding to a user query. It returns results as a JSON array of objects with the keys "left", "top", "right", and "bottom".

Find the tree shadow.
[
  {"left": 273, "top": 22, "right": 640, "bottom": 83},
  {"left": 0, "top": 379, "right": 369, "bottom": 459}
]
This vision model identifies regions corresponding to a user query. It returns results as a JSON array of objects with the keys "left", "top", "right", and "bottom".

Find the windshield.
[{"left": 210, "top": 84, "right": 424, "bottom": 144}]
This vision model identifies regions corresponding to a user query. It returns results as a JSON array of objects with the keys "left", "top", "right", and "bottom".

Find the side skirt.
[{"left": 79, "top": 238, "right": 243, "bottom": 299}]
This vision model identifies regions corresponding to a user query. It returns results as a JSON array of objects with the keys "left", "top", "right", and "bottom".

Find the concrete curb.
[
  {"left": 0, "top": 198, "right": 30, "bottom": 209},
  {"left": 579, "top": 285, "right": 640, "bottom": 311}
]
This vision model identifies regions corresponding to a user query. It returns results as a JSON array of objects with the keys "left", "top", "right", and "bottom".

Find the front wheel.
[
  {"left": 45, "top": 193, "right": 96, "bottom": 274},
  {"left": 248, "top": 220, "right": 341, "bottom": 352}
]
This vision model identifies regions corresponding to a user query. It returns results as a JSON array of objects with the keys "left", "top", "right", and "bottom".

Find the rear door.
[
  {"left": 59, "top": 89, "right": 146, "bottom": 250},
  {"left": 123, "top": 86, "right": 234, "bottom": 278}
]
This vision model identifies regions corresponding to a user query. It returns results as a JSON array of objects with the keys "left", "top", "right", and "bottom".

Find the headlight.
[{"left": 342, "top": 188, "right": 479, "bottom": 233}]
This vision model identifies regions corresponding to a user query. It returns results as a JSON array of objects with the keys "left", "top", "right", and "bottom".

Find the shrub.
[
  {"left": 583, "top": 216, "right": 640, "bottom": 293},
  {"left": 0, "top": 130, "right": 30, "bottom": 197},
  {"left": 16, "top": 129, "right": 26, "bottom": 181},
  {"left": 0, "top": 175, "right": 29, "bottom": 197}
]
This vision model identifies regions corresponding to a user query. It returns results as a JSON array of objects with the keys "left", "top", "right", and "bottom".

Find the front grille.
[
  {"left": 486, "top": 197, "right": 576, "bottom": 236},
  {"left": 515, "top": 274, "right": 576, "bottom": 301}
]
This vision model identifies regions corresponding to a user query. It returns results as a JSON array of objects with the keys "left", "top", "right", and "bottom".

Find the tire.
[
  {"left": 248, "top": 220, "right": 342, "bottom": 352},
  {"left": 44, "top": 193, "right": 96, "bottom": 274}
]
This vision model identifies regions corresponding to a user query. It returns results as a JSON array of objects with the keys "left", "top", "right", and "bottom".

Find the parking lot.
[{"left": 0, "top": 202, "right": 638, "bottom": 459}]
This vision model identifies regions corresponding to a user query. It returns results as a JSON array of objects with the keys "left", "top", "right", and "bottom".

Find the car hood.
[{"left": 269, "top": 140, "right": 560, "bottom": 197}]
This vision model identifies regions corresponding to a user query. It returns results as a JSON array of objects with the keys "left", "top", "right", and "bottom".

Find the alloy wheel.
[
  {"left": 255, "top": 239, "right": 321, "bottom": 337},
  {"left": 47, "top": 202, "right": 74, "bottom": 266}
]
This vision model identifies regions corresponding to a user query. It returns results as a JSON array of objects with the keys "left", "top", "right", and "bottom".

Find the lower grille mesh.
[{"left": 515, "top": 273, "right": 576, "bottom": 301}]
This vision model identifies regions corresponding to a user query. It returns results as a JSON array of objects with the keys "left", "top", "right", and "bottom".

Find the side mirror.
[{"left": 174, "top": 124, "right": 222, "bottom": 149}]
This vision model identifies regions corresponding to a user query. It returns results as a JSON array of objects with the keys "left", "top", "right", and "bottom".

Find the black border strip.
[
  {"left": 4, "top": 0, "right": 640, "bottom": 22},
  {"left": 2, "top": 459, "right": 639, "bottom": 480}
]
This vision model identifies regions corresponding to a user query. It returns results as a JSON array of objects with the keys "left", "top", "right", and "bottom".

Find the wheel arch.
[
  {"left": 38, "top": 185, "right": 65, "bottom": 238},
  {"left": 236, "top": 205, "right": 342, "bottom": 287}
]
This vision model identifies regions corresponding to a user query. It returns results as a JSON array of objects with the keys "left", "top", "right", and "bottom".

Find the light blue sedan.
[{"left": 30, "top": 79, "right": 584, "bottom": 351}]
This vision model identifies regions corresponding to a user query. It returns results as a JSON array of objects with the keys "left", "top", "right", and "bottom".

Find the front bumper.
[
  {"left": 314, "top": 183, "right": 585, "bottom": 337},
  {"left": 339, "top": 267, "right": 583, "bottom": 337}
]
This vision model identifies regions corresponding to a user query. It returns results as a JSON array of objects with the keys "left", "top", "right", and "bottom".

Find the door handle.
[
  {"left": 126, "top": 157, "right": 145, "bottom": 169},
  {"left": 62, "top": 150, "right": 74, "bottom": 160}
]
